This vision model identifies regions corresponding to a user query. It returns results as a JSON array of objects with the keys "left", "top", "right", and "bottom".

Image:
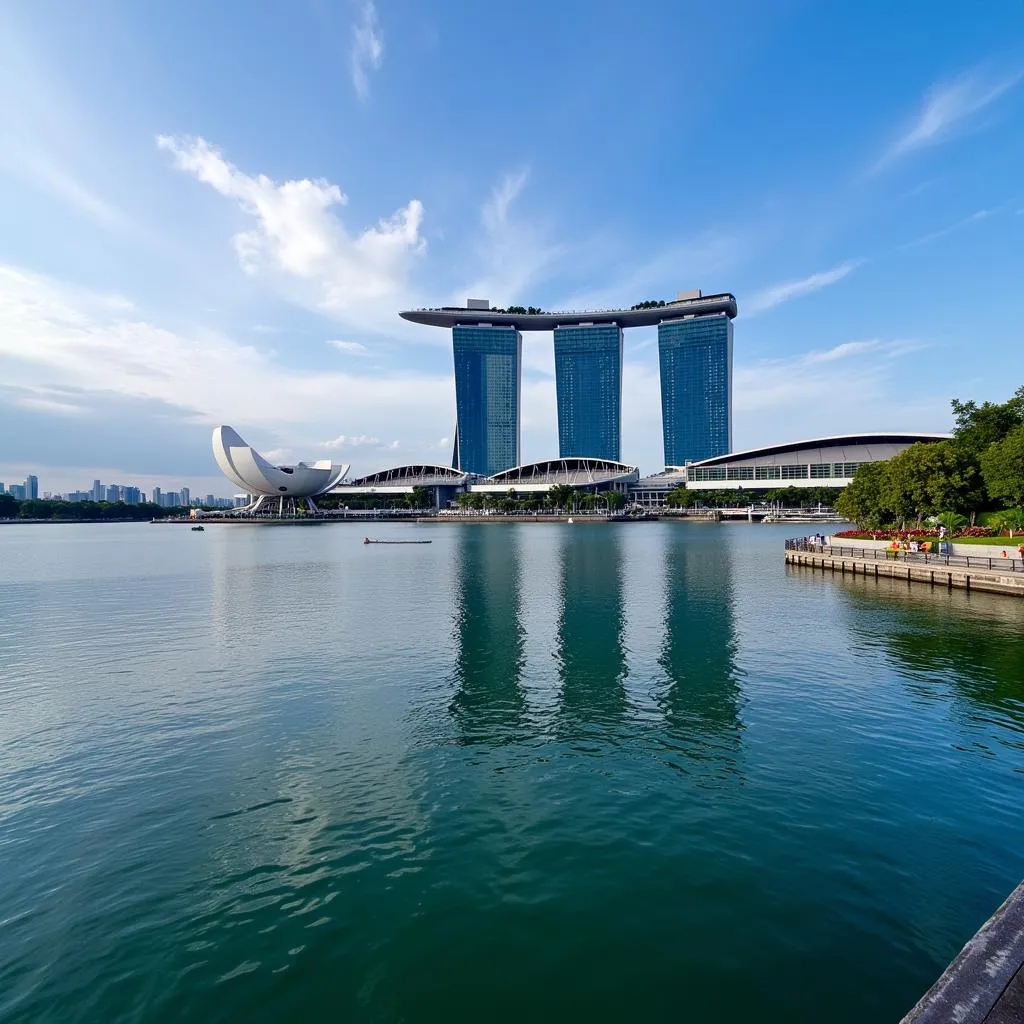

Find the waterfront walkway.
[
  {"left": 784, "top": 541, "right": 1024, "bottom": 598},
  {"left": 902, "top": 880, "right": 1024, "bottom": 1023}
]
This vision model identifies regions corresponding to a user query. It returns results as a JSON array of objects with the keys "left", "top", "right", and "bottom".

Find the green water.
[{"left": 1, "top": 521, "right": 1023, "bottom": 1022}]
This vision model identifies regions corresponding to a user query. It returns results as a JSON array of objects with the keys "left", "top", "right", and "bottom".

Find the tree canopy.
[{"left": 836, "top": 386, "right": 1024, "bottom": 528}]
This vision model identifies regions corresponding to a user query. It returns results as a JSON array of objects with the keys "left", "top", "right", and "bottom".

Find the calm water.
[{"left": 1, "top": 521, "right": 1023, "bottom": 1022}]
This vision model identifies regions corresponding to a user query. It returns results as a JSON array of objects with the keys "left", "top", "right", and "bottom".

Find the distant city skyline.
[{"left": 0, "top": 472, "right": 241, "bottom": 507}]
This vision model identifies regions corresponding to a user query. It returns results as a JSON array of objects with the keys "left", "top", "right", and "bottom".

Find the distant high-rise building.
[
  {"left": 105, "top": 485, "right": 120, "bottom": 503},
  {"left": 452, "top": 324, "right": 522, "bottom": 477},
  {"left": 122, "top": 486, "right": 141, "bottom": 504},
  {"left": 0, "top": 482, "right": 5, "bottom": 495},
  {"left": 9, "top": 484, "right": 26, "bottom": 500},
  {"left": 553, "top": 324, "right": 623, "bottom": 461},
  {"left": 25, "top": 475, "right": 38, "bottom": 499},
  {"left": 206, "top": 494, "right": 215, "bottom": 506},
  {"left": 92, "top": 479, "right": 103, "bottom": 502},
  {"left": 152, "top": 486, "right": 162, "bottom": 507},
  {"left": 658, "top": 313, "right": 733, "bottom": 467},
  {"left": 181, "top": 487, "right": 190, "bottom": 507},
  {"left": 166, "top": 491, "right": 181, "bottom": 507}
]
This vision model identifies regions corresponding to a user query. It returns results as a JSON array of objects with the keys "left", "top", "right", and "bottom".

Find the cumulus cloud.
[
  {"left": 351, "top": 2, "right": 384, "bottom": 101},
  {"left": 745, "top": 259, "right": 864, "bottom": 315},
  {"left": 875, "top": 67, "right": 1023, "bottom": 170},
  {"left": 320, "top": 433, "right": 380, "bottom": 449},
  {"left": 156, "top": 134, "right": 424, "bottom": 315}
]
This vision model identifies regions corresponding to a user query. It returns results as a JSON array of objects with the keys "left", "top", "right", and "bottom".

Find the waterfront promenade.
[{"left": 785, "top": 540, "right": 1024, "bottom": 598}]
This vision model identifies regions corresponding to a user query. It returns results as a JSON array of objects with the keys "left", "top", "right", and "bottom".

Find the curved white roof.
[
  {"left": 212, "top": 426, "right": 349, "bottom": 498},
  {"left": 686, "top": 432, "right": 951, "bottom": 468},
  {"left": 344, "top": 464, "right": 471, "bottom": 487},
  {"left": 486, "top": 457, "right": 639, "bottom": 486}
]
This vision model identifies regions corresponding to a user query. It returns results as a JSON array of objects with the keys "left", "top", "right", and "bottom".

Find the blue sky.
[{"left": 1, "top": 0, "right": 1022, "bottom": 495}]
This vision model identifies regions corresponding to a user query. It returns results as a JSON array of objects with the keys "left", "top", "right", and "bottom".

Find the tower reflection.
[
  {"left": 555, "top": 526, "right": 628, "bottom": 729},
  {"left": 449, "top": 527, "right": 526, "bottom": 743},
  {"left": 657, "top": 529, "right": 743, "bottom": 769}
]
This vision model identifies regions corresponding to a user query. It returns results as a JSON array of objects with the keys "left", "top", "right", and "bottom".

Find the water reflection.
[
  {"left": 657, "top": 529, "right": 743, "bottom": 768},
  {"left": 449, "top": 527, "right": 526, "bottom": 743},
  {"left": 835, "top": 575, "right": 1024, "bottom": 739},
  {"left": 555, "top": 527, "right": 628, "bottom": 729}
]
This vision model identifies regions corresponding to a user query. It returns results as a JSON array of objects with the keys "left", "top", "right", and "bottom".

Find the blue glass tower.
[
  {"left": 553, "top": 324, "right": 623, "bottom": 461},
  {"left": 658, "top": 313, "right": 733, "bottom": 466},
  {"left": 452, "top": 324, "right": 522, "bottom": 476}
]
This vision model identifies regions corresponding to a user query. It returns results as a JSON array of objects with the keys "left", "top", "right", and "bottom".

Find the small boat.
[
  {"left": 363, "top": 537, "right": 431, "bottom": 545},
  {"left": 191, "top": 525, "right": 205, "bottom": 532}
]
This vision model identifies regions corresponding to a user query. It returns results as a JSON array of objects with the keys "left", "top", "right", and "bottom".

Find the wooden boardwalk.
[
  {"left": 901, "top": 881, "right": 1024, "bottom": 1023},
  {"left": 784, "top": 544, "right": 1024, "bottom": 598}
]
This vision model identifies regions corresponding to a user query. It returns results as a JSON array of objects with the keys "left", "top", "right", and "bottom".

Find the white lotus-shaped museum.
[{"left": 212, "top": 425, "right": 349, "bottom": 513}]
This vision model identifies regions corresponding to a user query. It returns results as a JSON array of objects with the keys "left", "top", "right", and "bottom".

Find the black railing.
[{"left": 785, "top": 539, "right": 1024, "bottom": 573}]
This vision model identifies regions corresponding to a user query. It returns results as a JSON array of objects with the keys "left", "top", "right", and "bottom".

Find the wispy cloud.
[
  {"left": 732, "top": 339, "right": 946, "bottom": 443},
  {"left": 460, "top": 167, "right": 565, "bottom": 305},
  {"left": 803, "top": 339, "right": 929, "bottom": 364},
  {"left": 874, "top": 66, "right": 1023, "bottom": 171},
  {"left": 482, "top": 169, "right": 529, "bottom": 233},
  {"left": 327, "top": 339, "right": 370, "bottom": 355},
  {"left": 351, "top": 2, "right": 384, "bottom": 101},
  {"left": 0, "top": 264, "right": 457, "bottom": 477},
  {"left": 897, "top": 209, "right": 992, "bottom": 249},
  {"left": 745, "top": 259, "right": 864, "bottom": 315}
]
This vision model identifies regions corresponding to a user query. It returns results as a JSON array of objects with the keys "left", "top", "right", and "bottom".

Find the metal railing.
[{"left": 785, "top": 539, "right": 1024, "bottom": 573}]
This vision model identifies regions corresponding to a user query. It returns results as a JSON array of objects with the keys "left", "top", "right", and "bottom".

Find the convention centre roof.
[{"left": 684, "top": 433, "right": 951, "bottom": 469}]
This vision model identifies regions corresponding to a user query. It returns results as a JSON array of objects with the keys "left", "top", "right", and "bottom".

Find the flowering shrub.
[{"left": 832, "top": 526, "right": 998, "bottom": 540}]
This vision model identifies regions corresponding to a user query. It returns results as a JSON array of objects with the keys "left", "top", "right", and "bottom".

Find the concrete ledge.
[
  {"left": 901, "top": 880, "right": 1024, "bottom": 1023},
  {"left": 784, "top": 551, "right": 1024, "bottom": 598}
]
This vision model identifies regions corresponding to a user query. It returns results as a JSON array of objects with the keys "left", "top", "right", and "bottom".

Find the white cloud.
[
  {"left": 327, "top": 339, "right": 370, "bottom": 355},
  {"left": 320, "top": 433, "right": 380, "bottom": 449},
  {"left": 745, "top": 259, "right": 864, "bottom": 315},
  {"left": 157, "top": 134, "right": 424, "bottom": 317},
  {"left": 732, "top": 340, "right": 946, "bottom": 445},
  {"left": 351, "top": 1, "right": 384, "bottom": 101},
  {"left": 0, "top": 264, "right": 456, "bottom": 476},
  {"left": 875, "top": 67, "right": 1023, "bottom": 170}
]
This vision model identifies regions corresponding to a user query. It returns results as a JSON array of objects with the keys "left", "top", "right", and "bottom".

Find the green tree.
[
  {"left": 981, "top": 424, "right": 1024, "bottom": 508},
  {"left": 604, "top": 490, "right": 626, "bottom": 511},
  {"left": 951, "top": 386, "right": 1024, "bottom": 461},
  {"left": 835, "top": 461, "right": 891, "bottom": 529},
  {"left": 405, "top": 485, "right": 433, "bottom": 509},
  {"left": 883, "top": 441, "right": 976, "bottom": 526}
]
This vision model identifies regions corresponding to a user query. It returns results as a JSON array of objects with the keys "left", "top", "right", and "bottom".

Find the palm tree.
[
  {"left": 935, "top": 511, "right": 967, "bottom": 535},
  {"left": 991, "top": 508, "right": 1024, "bottom": 537}
]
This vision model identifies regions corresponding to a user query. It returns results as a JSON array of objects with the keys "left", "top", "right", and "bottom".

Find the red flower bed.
[{"left": 832, "top": 526, "right": 997, "bottom": 540}]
